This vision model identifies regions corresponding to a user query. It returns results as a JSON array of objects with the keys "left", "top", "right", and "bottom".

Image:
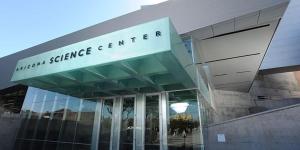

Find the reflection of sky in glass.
[
  {"left": 21, "top": 87, "right": 38, "bottom": 111},
  {"left": 31, "top": 89, "right": 46, "bottom": 113},
  {"left": 42, "top": 92, "right": 56, "bottom": 113},
  {"left": 67, "top": 97, "right": 81, "bottom": 112},
  {"left": 81, "top": 99, "right": 97, "bottom": 112},
  {"left": 53, "top": 94, "right": 67, "bottom": 112}
]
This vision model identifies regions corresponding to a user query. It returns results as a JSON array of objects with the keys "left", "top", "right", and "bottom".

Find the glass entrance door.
[
  {"left": 119, "top": 96, "right": 135, "bottom": 150},
  {"left": 93, "top": 90, "right": 202, "bottom": 150},
  {"left": 166, "top": 90, "right": 203, "bottom": 150},
  {"left": 96, "top": 96, "right": 136, "bottom": 150},
  {"left": 95, "top": 94, "right": 163, "bottom": 150},
  {"left": 98, "top": 98, "right": 114, "bottom": 150},
  {"left": 145, "top": 94, "right": 160, "bottom": 150}
]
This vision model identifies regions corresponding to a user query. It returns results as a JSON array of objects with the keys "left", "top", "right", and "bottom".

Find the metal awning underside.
[
  {"left": 11, "top": 18, "right": 196, "bottom": 98},
  {"left": 22, "top": 53, "right": 194, "bottom": 97}
]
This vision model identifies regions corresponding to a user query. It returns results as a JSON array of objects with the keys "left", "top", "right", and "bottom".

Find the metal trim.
[
  {"left": 91, "top": 98, "right": 103, "bottom": 150},
  {"left": 161, "top": 92, "right": 168, "bottom": 150}
]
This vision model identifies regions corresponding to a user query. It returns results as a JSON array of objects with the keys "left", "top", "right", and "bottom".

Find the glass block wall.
[{"left": 14, "top": 87, "right": 96, "bottom": 150}]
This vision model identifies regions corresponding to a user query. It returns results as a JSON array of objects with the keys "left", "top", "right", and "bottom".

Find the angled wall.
[{"left": 261, "top": 0, "right": 300, "bottom": 72}]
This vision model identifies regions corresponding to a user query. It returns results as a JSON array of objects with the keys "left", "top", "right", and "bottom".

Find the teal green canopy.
[{"left": 11, "top": 18, "right": 196, "bottom": 97}]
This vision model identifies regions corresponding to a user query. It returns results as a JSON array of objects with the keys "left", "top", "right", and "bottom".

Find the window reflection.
[
  {"left": 24, "top": 90, "right": 46, "bottom": 139},
  {"left": 56, "top": 143, "right": 73, "bottom": 150},
  {"left": 75, "top": 99, "right": 96, "bottom": 144},
  {"left": 59, "top": 97, "right": 81, "bottom": 142},
  {"left": 120, "top": 97, "right": 135, "bottom": 150},
  {"left": 73, "top": 144, "right": 91, "bottom": 150},
  {"left": 31, "top": 141, "right": 44, "bottom": 150},
  {"left": 145, "top": 95, "right": 160, "bottom": 150},
  {"left": 167, "top": 90, "right": 202, "bottom": 150},
  {"left": 15, "top": 87, "right": 204, "bottom": 150},
  {"left": 35, "top": 92, "right": 56, "bottom": 140},
  {"left": 15, "top": 88, "right": 97, "bottom": 150},
  {"left": 43, "top": 141, "right": 57, "bottom": 150},
  {"left": 16, "top": 87, "right": 38, "bottom": 139},
  {"left": 98, "top": 99, "right": 114, "bottom": 150},
  {"left": 46, "top": 94, "right": 68, "bottom": 141}
]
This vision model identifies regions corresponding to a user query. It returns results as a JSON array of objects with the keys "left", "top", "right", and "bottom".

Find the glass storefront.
[
  {"left": 145, "top": 95, "right": 160, "bottom": 149},
  {"left": 14, "top": 87, "right": 208, "bottom": 150},
  {"left": 99, "top": 99, "right": 114, "bottom": 150},
  {"left": 167, "top": 90, "right": 202, "bottom": 150},
  {"left": 120, "top": 97, "right": 135, "bottom": 150}
]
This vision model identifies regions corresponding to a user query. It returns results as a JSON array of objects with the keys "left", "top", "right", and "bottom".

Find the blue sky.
[{"left": 0, "top": 0, "right": 167, "bottom": 58}]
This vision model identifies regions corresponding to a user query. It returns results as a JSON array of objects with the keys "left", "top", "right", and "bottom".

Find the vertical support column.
[
  {"left": 135, "top": 94, "right": 145, "bottom": 150},
  {"left": 160, "top": 92, "right": 168, "bottom": 150},
  {"left": 197, "top": 92, "right": 205, "bottom": 150},
  {"left": 111, "top": 97, "right": 122, "bottom": 150},
  {"left": 91, "top": 99, "right": 103, "bottom": 150}
]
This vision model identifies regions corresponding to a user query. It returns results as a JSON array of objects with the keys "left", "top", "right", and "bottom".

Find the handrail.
[{"left": 207, "top": 103, "right": 300, "bottom": 127}]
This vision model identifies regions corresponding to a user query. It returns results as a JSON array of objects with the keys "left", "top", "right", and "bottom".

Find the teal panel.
[
  {"left": 11, "top": 18, "right": 171, "bottom": 82},
  {"left": 11, "top": 17, "right": 197, "bottom": 97}
]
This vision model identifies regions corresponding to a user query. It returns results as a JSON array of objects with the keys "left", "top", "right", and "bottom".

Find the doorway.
[{"left": 92, "top": 90, "right": 202, "bottom": 150}]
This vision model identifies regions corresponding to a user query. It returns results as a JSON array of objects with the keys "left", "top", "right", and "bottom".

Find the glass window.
[
  {"left": 43, "top": 141, "right": 58, "bottom": 150},
  {"left": 24, "top": 90, "right": 46, "bottom": 139},
  {"left": 19, "top": 140, "right": 31, "bottom": 150},
  {"left": 31, "top": 141, "right": 44, "bottom": 150},
  {"left": 75, "top": 99, "right": 96, "bottom": 144},
  {"left": 119, "top": 97, "right": 135, "bottom": 150},
  {"left": 57, "top": 143, "right": 73, "bottom": 150},
  {"left": 13, "top": 139, "right": 22, "bottom": 150},
  {"left": 98, "top": 99, "right": 114, "bottom": 150},
  {"left": 59, "top": 97, "right": 81, "bottom": 142},
  {"left": 167, "top": 90, "right": 202, "bottom": 150},
  {"left": 73, "top": 144, "right": 91, "bottom": 150},
  {"left": 46, "top": 94, "right": 68, "bottom": 141},
  {"left": 16, "top": 87, "right": 38, "bottom": 139},
  {"left": 35, "top": 92, "right": 56, "bottom": 140},
  {"left": 145, "top": 95, "right": 160, "bottom": 150}
]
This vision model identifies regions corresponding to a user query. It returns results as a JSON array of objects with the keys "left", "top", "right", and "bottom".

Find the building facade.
[{"left": 0, "top": 0, "right": 296, "bottom": 150}]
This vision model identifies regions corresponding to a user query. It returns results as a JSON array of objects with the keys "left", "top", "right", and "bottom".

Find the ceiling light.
[{"left": 170, "top": 102, "right": 189, "bottom": 113}]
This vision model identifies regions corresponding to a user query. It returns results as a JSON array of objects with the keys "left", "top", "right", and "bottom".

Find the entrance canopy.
[{"left": 11, "top": 18, "right": 196, "bottom": 97}]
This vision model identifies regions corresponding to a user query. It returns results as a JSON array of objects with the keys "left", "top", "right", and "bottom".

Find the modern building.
[{"left": 1, "top": 0, "right": 299, "bottom": 150}]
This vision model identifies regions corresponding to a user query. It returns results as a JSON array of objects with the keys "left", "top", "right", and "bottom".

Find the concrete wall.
[
  {"left": 250, "top": 72, "right": 300, "bottom": 100},
  {"left": 205, "top": 104, "right": 300, "bottom": 150},
  {"left": 0, "top": 116, "right": 21, "bottom": 150},
  {"left": 212, "top": 90, "right": 254, "bottom": 122}
]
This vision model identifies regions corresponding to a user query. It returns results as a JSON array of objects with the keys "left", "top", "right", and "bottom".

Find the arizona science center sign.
[{"left": 11, "top": 18, "right": 173, "bottom": 82}]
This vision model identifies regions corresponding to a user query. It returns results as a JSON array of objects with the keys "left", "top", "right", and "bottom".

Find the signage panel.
[{"left": 11, "top": 18, "right": 171, "bottom": 81}]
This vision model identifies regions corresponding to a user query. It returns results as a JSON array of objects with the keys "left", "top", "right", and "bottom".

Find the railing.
[{"left": 208, "top": 103, "right": 300, "bottom": 127}]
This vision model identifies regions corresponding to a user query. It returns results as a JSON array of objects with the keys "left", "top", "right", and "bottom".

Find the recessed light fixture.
[{"left": 170, "top": 102, "right": 189, "bottom": 113}]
